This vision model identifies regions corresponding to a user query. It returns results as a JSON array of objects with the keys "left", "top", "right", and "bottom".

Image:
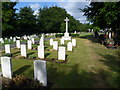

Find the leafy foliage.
[
  {"left": 37, "top": 6, "right": 82, "bottom": 33},
  {"left": 81, "top": 2, "right": 120, "bottom": 31},
  {"left": 2, "top": 2, "right": 92, "bottom": 37},
  {"left": 2, "top": 2, "right": 17, "bottom": 36},
  {"left": 17, "top": 6, "right": 37, "bottom": 36}
]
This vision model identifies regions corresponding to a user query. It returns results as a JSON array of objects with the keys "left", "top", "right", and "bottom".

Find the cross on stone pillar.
[{"left": 64, "top": 17, "right": 69, "bottom": 33}]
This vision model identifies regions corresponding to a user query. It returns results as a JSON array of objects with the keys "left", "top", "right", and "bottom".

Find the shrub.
[
  {"left": 2, "top": 53, "right": 12, "bottom": 57},
  {"left": 55, "top": 34, "right": 64, "bottom": 37},
  {"left": 70, "top": 33, "right": 79, "bottom": 37}
]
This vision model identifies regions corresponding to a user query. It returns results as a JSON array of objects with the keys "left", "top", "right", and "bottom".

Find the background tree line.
[
  {"left": 2, "top": 2, "right": 91, "bottom": 37},
  {"left": 81, "top": 2, "right": 120, "bottom": 42}
]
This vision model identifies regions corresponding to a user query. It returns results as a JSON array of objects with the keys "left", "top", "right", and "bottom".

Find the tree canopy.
[
  {"left": 81, "top": 2, "right": 120, "bottom": 31},
  {"left": 2, "top": 2, "right": 17, "bottom": 36},
  {"left": 2, "top": 2, "right": 92, "bottom": 37},
  {"left": 17, "top": 6, "right": 37, "bottom": 35},
  {"left": 37, "top": 6, "right": 85, "bottom": 33}
]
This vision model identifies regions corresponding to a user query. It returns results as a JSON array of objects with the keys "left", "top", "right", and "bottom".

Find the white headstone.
[
  {"left": 53, "top": 41, "right": 58, "bottom": 50},
  {"left": 27, "top": 40, "right": 32, "bottom": 50},
  {"left": 5, "top": 38, "right": 7, "bottom": 40},
  {"left": 72, "top": 39, "right": 76, "bottom": 47},
  {"left": 109, "top": 32, "right": 112, "bottom": 39},
  {"left": 0, "top": 38, "right": 4, "bottom": 43},
  {"left": 31, "top": 38, "right": 35, "bottom": 44},
  {"left": 23, "top": 36, "right": 27, "bottom": 40},
  {"left": 38, "top": 45, "right": 44, "bottom": 58},
  {"left": 5, "top": 44, "right": 11, "bottom": 53},
  {"left": 39, "top": 36, "right": 44, "bottom": 46},
  {"left": 58, "top": 47, "right": 65, "bottom": 60},
  {"left": 67, "top": 42, "right": 72, "bottom": 51},
  {"left": 16, "top": 40, "right": 20, "bottom": 48},
  {"left": 20, "top": 44, "right": 27, "bottom": 57},
  {"left": 60, "top": 39, "right": 64, "bottom": 45},
  {"left": 8, "top": 39, "right": 11, "bottom": 42},
  {"left": 1, "top": 57, "right": 12, "bottom": 79},
  {"left": 34, "top": 60, "right": 47, "bottom": 86},
  {"left": 27, "top": 36, "right": 30, "bottom": 40},
  {"left": 50, "top": 38, "right": 53, "bottom": 46},
  {"left": 10, "top": 37, "right": 12, "bottom": 40},
  {"left": 13, "top": 37, "right": 16, "bottom": 42},
  {"left": 74, "top": 31, "right": 77, "bottom": 34}
]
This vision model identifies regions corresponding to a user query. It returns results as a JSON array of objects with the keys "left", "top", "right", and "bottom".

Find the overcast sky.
[{"left": 14, "top": 1, "right": 90, "bottom": 23}]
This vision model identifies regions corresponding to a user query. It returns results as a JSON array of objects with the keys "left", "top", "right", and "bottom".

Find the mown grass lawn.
[{"left": 1, "top": 33, "right": 119, "bottom": 88}]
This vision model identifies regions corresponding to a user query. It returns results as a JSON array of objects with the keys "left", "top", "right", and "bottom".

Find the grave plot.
[
  {"left": 1, "top": 34, "right": 78, "bottom": 64},
  {"left": 0, "top": 33, "right": 119, "bottom": 88}
]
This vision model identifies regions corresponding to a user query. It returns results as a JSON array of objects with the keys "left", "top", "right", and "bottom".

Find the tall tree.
[
  {"left": 37, "top": 6, "right": 82, "bottom": 33},
  {"left": 2, "top": 2, "right": 17, "bottom": 37},
  {"left": 81, "top": 2, "right": 120, "bottom": 31},
  {"left": 17, "top": 6, "right": 37, "bottom": 35},
  {"left": 81, "top": 2, "right": 120, "bottom": 44}
]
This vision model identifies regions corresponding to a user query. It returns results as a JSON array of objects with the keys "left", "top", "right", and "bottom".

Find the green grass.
[{"left": 1, "top": 33, "right": 119, "bottom": 88}]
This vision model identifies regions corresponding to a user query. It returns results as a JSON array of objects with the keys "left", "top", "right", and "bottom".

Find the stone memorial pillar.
[
  {"left": 40, "top": 36, "right": 44, "bottom": 46},
  {"left": 27, "top": 40, "right": 32, "bottom": 50}
]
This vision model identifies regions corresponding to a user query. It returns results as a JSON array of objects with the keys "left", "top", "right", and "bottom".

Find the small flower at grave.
[{"left": 13, "top": 75, "right": 26, "bottom": 86}]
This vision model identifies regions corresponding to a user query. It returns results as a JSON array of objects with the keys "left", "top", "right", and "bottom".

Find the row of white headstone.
[
  {"left": 0, "top": 57, "right": 47, "bottom": 86},
  {"left": 0, "top": 35, "right": 36, "bottom": 44},
  {"left": 16, "top": 38, "right": 35, "bottom": 49},
  {"left": 4, "top": 36, "right": 68, "bottom": 60},
  {"left": 0, "top": 33, "right": 55, "bottom": 44},
  {"left": 4, "top": 43, "right": 66, "bottom": 60},
  {"left": 4, "top": 37, "right": 44, "bottom": 58},
  {"left": 50, "top": 38, "right": 76, "bottom": 51}
]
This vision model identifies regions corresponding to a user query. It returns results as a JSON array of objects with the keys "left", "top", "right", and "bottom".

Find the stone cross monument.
[
  {"left": 65, "top": 17, "right": 69, "bottom": 33},
  {"left": 62, "top": 17, "right": 71, "bottom": 40}
]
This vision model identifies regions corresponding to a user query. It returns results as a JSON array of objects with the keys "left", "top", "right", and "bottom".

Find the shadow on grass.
[
  {"left": 27, "top": 52, "right": 35, "bottom": 56},
  {"left": 13, "top": 65, "right": 31, "bottom": 76},
  {"left": 80, "top": 34, "right": 100, "bottom": 44},
  {"left": 47, "top": 63, "right": 108, "bottom": 88},
  {"left": 13, "top": 51, "right": 20, "bottom": 55},
  {"left": 97, "top": 53, "right": 120, "bottom": 88},
  {"left": 45, "top": 53, "right": 50, "bottom": 58},
  {"left": 65, "top": 54, "right": 68, "bottom": 60},
  {"left": 45, "top": 46, "right": 48, "bottom": 49},
  {"left": 98, "top": 53, "right": 120, "bottom": 73}
]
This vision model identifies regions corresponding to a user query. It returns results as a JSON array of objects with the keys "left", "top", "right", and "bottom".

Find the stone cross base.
[
  {"left": 64, "top": 32, "right": 69, "bottom": 37},
  {"left": 62, "top": 33, "right": 71, "bottom": 40},
  {"left": 62, "top": 37, "right": 71, "bottom": 40}
]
